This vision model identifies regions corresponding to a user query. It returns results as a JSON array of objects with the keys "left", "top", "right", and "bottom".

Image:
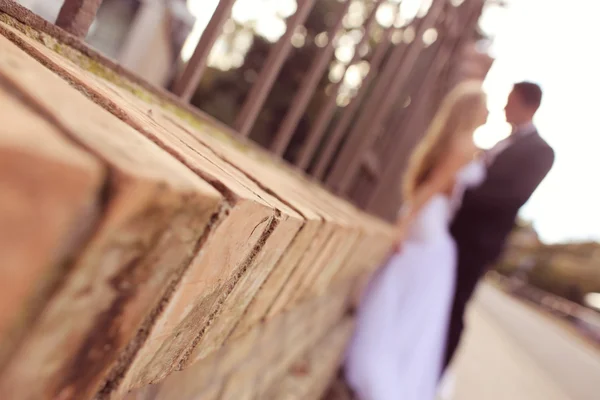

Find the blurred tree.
[
  {"left": 495, "top": 223, "right": 600, "bottom": 306},
  {"left": 188, "top": 0, "right": 352, "bottom": 162}
]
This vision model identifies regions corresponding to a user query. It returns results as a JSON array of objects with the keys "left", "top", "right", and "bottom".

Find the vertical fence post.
[
  {"left": 311, "top": 26, "right": 394, "bottom": 179},
  {"left": 323, "top": 37, "right": 410, "bottom": 190},
  {"left": 365, "top": 1, "right": 485, "bottom": 215},
  {"left": 55, "top": 0, "right": 103, "bottom": 38},
  {"left": 294, "top": 0, "right": 388, "bottom": 171},
  {"left": 269, "top": 0, "right": 351, "bottom": 157},
  {"left": 171, "top": 0, "right": 236, "bottom": 101},
  {"left": 234, "top": 0, "right": 317, "bottom": 137},
  {"left": 365, "top": 48, "right": 448, "bottom": 214},
  {"left": 326, "top": 0, "right": 446, "bottom": 195},
  {"left": 351, "top": 44, "right": 441, "bottom": 210}
]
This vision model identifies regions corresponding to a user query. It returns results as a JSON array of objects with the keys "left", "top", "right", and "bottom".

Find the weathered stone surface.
[
  {"left": 0, "top": 86, "right": 104, "bottom": 367},
  {"left": 195, "top": 383, "right": 223, "bottom": 400},
  {"left": 0, "top": 15, "right": 391, "bottom": 318},
  {"left": 264, "top": 223, "right": 336, "bottom": 318},
  {"left": 218, "top": 286, "right": 350, "bottom": 399},
  {"left": 97, "top": 94, "right": 357, "bottom": 341},
  {"left": 61, "top": 73, "right": 305, "bottom": 377},
  {"left": 0, "top": 18, "right": 360, "bottom": 339},
  {"left": 307, "top": 184, "right": 395, "bottom": 285},
  {"left": 122, "top": 351, "right": 220, "bottom": 400},
  {"left": 267, "top": 177, "right": 393, "bottom": 305},
  {"left": 299, "top": 230, "right": 362, "bottom": 299},
  {"left": 219, "top": 360, "right": 258, "bottom": 400},
  {"left": 0, "top": 20, "right": 396, "bottom": 400},
  {"left": 348, "top": 271, "right": 375, "bottom": 311},
  {"left": 123, "top": 283, "right": 351, "bottom": 400},
  {"left": 255, "top": 283, "right": 352, "bottom": 398},
  {"left": 263, "top": 318, "right": 354, "bottom": 400},
  {"left": 59, "top": 79, "right": 308, "bottom": 396},
  {"left": 137, "top": 111, "right": 332, "bottom": 341},
  {"left": 224, "top": 165, "right": 359, "bottom": 314},
  {"left": 112, "top": 201, "right": 275, "bottom": 394},
  {"left": 0, "top": 36, "right": 223, "bottom": 400},
  {"left": 184, "top": 212, "right": 301, "bottom": 364},
  {"left": 228, "top": 218, "right": 322, "bottom": 339},
  {"left": 213, "top": 323, "right": 262, "bottom": 379},
  {"left": 177, "top": 132, "right": 357, "bottom": 323},
  {"left": 0, "top": 25, "right": 309, "bottom": 393}
]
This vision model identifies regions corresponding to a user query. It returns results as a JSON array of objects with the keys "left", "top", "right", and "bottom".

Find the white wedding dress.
[{"left": 345, "top": 160, "right": 486, "bottom": 400}]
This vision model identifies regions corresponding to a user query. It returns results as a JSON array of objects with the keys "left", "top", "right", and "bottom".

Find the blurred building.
[{"left": 15, "top": 0, "right": 194, "bottom": 86}]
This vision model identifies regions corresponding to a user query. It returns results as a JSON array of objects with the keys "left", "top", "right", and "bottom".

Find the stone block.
[
  {"left": 251, "top": 309, "right": 287, "bottom": 367},
  {"left": 0, "top": 36, "right": 223, "bottom": 400},
  {"left": 122, "top": 350, "right": 220, "bottom": 400},
  {"left": 255, "top": 285, "right": 351, "bottom": 398},
  {"left": 0, "top": 20, "right": 396, "bottom": 400},
  {"left": 227, "top": 218, "right": 321, "bottom": 340},
  {"left": 1, "top": 18, "right": 381, "bottom": 333},
  {"left": 0, "top": 87, "right": 104, "bottom": 367},
  {"left": 0, "top": 25, "right": 308, "bottom": 393},
  {"left": 263, "top": 318, "right": 354, "bottom": 399},
  {"left": 307, "top": 230, "right": 363, "bottom": 297},
  {"left": 116, "top": 103, "right": 364, "bottom": 329},
  {"left": 290, "top": 229, "right": 361, "bottom": 304},
  {"left": 123, "top": 287, "right": 350, "bottom": 400},
  {"left": 212, "top": 323, "right": 261, "bottom": 379},
  {"left": 264, "top": 224, "right": 336, "bottom": 318},
  {"left": 218, "top": 359, "right": 259, "bottom": 400},
  {"left": 0, "top": 16, "right": 363, "bottom": 351},
  {"left": 68, "top": 86, "right": 305, "bottom": 396},
  {"left": 118, "top": 108, "right": 356, "bottom": 338},
  {"left": 183, "top": 209, "right": 301, "bottom": 363}
]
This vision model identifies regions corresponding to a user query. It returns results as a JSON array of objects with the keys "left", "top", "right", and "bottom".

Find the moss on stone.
[{"left": 0, "top": 12, "right": 281, "bottom": 167}]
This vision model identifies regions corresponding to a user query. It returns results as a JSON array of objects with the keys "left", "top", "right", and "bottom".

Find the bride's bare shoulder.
[{"left": 448, "top": 136, "right": 477, "bottom": 163}]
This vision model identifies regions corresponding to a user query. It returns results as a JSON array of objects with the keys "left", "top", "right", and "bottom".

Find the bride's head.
[{"left": 403, "top": 80, "right": 488, "bottom": 199}]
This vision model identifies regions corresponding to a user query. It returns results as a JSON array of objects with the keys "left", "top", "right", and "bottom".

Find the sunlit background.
[
  {"left": 182, "top": 0, "right": 433, "bottom": 108},
  {"left": 474, "top": 0, "right": 600, "bottom": 244},
  {"left": 184, "top": 0, "right": 598, "bottom": 244},
  {"left": 16, "top": 0, "right": 599, "bottom": 244},
  {"left": 182, "top": 0, "right": 431, "bottom": 64}
]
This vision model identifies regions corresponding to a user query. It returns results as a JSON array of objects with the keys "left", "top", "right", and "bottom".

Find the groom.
[{"left": 443, "top": 81, "right": 555, "bottom": 368}]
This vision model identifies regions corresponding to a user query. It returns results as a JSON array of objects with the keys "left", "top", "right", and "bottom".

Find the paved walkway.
[{"left": 448, "top": 284, "right": 600, "bottom": 400}]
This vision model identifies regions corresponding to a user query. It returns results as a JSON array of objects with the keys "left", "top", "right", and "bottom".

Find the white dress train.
[{"left": 344, "top": 160, "right": 485, "bottom": 400}]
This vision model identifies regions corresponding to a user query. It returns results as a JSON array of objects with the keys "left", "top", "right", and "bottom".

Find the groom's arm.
[{"left": 464, "top": 146, "right": 554, "bottom": 208}]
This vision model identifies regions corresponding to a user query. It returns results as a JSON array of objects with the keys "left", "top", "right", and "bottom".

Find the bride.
[{"left": 344, "top": 81, "right": 489, "bottom": 400}]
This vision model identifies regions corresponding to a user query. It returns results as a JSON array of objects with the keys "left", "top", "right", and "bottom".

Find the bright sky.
[
  {"left": 476, "top": 0, "right": 600, "bottom": 243},
  {"left": 184, "top": 0, "right": 599, "bottom": 244}
]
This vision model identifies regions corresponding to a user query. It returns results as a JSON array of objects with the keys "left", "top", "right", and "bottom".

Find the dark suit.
[{"left": 443, "top": 129, "right": 554, "bottom": 367}]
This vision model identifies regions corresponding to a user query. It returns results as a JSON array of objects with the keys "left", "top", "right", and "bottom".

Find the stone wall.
[{"left": 0, "top": 13, "right": 394, "bottom": 400}]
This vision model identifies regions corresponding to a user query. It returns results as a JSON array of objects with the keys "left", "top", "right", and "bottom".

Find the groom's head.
[{"left": 504, "top": 81, "right": 542, "bottom": 127}]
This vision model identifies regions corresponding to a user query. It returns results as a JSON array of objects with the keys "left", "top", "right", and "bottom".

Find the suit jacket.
[
  {"left": 451, "top": 130, "right": 555, "bottom": 269},
  {"left": 443, "top": 130, "right": 554, "bottom": 369}
]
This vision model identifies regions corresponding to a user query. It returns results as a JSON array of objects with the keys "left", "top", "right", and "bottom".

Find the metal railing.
[
  {"left": 38, "top": 0, "right": 486, "bottom": 219},
  {"left": 489, "top": 271, "right": 600, "bottom": 343}
]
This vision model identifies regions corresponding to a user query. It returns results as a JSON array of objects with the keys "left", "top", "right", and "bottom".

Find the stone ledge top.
[{"left": 0, "top": 7, "right": 394, "bottom": 238}]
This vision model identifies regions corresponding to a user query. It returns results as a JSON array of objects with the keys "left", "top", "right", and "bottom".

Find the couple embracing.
[{"left": 344, "top": 81, "right": 554, "bottom": 400}]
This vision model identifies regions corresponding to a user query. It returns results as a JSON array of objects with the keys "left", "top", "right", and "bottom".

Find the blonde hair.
[{"left": 402, "top": 80, "right": 487, "bottom": 199}]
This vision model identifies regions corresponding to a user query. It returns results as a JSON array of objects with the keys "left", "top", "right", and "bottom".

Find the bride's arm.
[{"left": 396, "top": 143, "right": 473, "bottom": 233}]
